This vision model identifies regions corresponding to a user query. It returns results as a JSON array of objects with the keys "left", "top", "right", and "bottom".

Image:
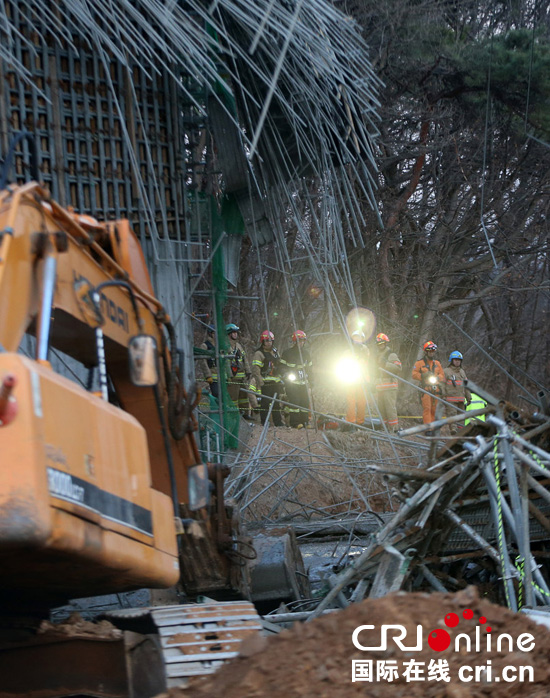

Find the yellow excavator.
[{"left": 0, "top": 136, "right": 308, "bottom": 697}]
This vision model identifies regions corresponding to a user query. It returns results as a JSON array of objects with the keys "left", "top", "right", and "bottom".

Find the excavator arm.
[{"left": 0, "top": 182, "right": 163, "bottom": 360}]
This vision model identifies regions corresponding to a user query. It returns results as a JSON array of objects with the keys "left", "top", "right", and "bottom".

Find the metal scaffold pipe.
[{"left": 397, "top": 407, "right": 493, "bottom": 436}]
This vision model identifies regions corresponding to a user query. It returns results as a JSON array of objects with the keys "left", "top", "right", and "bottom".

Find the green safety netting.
[
  {"left": 197, "top": 393, "right": 240, "bottom": 454},
  {"left": 193, "top": 192, "right": 245, "bottom": 456}
]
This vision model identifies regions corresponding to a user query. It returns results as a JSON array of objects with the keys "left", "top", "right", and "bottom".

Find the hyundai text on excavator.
[{"left": 0, "top": 139, "right": 308, "bottom": 697}]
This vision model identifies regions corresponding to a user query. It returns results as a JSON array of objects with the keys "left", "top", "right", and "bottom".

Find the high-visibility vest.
[{"left": 465, "top": 392, "right": 487, "bottom": 425}]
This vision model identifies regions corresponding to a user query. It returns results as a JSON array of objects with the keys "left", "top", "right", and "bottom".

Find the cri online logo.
[
  {"left": 429, "top": 609, "right": 488, "bottom": 651},
  {"left": 353, "top": 608, "right": 535, "bottom": 654}
]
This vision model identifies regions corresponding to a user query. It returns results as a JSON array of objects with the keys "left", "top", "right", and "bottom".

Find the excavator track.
[
  {"left": 110, "top": 600, "right": 263, "bottom": 687},
  {"left": 0, "top": 601, "right": 264, "bottom": 698}
]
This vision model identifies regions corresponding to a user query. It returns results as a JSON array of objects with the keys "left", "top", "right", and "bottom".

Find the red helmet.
[
  {"left": 423, "top": 341, "right": 437, "bottom": 352},
  {"left": 292, "top": 330, "right": 307, "bottom": 342},
  {"left": 260, "top": 330, "right": 275, "bottom": 343},
  {"left": 376, "top": 333, "right": 390, "bottom": 344}
]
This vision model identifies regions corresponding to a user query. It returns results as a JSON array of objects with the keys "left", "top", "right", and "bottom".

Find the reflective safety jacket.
[
  {"left": 227, "top": 338, "right": 250, "bottom": 381},
  {"left": 252, "top": 347, "right": 282, "bottom": 388},
  {"left": 375, "top": 347, "right": 402, "bottom": 391},
  {"left": 465, "top": 392, "right": 487, "bottom": 424},
  {"left": 412, "top": 356, "right": 445, "bottom": 394},
  {"left": 280, "top": 345, "right": 313, "bottom": 386},
  {"left": 443, "top": 366, "right": 471, "bottom": 403},
  {"left": 199, "top": 339, "right": 217, "bottom": 380}
]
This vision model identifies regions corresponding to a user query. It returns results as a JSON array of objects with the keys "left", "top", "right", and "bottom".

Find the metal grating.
[
  {"left": 445, "top": 497, "right": 550, "bottom": 553},
  {"left": 0, "top": 0, "right": 191, "bottom": 248}
]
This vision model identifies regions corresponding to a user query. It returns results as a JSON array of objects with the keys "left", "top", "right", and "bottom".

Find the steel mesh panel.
[
  {"left": 445, "top": 497, "right": 550, "bottom": 553},
  {"left": 0, "top": 0, "right": 189, "bottom": 247}
]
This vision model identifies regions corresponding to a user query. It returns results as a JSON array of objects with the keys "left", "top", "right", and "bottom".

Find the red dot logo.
[
  {"left": 463, "top": 608, "right": 474, "bottom": 620},
  {"left": 486, "top": 626, "right": 492, "bottom": 632},
  {"left": 428, "top": 629, "right": 451, "bottom": 652},
  {"left": 444, "top": 612, "right": 459, "bottom": 628},
  {"left": 479, "top": 616, "right": 487, "bottom": 624}
]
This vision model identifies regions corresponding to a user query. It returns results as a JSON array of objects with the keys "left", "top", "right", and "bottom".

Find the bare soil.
[{"left": 161, "top": 587, "right": 550, "bottom": 698}]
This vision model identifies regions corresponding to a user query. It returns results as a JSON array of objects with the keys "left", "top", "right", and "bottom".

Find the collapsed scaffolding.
[
  {"left": 223, "top": 379, "right": 550, "bottom": 617},
  {"left": 0, "top": 0, "right": 382, "bottom": 403}
]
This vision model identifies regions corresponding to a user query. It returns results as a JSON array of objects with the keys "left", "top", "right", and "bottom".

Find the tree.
[
  {"left": 343, "top": 0, "right": 550, "bottom": 398},
  {"left": 229, "top": 0, "right": 550, "bottom": 403}
]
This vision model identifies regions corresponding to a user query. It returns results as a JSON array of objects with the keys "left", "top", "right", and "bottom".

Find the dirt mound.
[{"left": 168, "top": 587, "right": 550, "bottom": 697}]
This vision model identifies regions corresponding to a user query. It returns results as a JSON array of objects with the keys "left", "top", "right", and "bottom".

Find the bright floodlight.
[{"left": 335, "top": 357, "right": 362, "bottom": 384}]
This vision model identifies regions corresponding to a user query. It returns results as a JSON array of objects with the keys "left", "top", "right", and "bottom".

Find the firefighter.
[
  {"left": 199, "top": 325, "right": 218, "bottom": 398},
  {"left": 280, "top": 330, "right": 313, "bottom": 428},
  {"left": 251, "top": 330, "right": 284, "bottom": 427},
  {"left": 374, "top": 333, "right": 402, "bottom": 432},
  {"left": 412, "top": 341, "right": 445, "bottom": 425},
  {"left": 344, "top": 330, "right": 371, "bottom": 426},
  {"left": 443, "top": 350, "right": 472, "bottom": 434},
  {"left": 226, "top": 323, "right": 251, "bottom": 417}
]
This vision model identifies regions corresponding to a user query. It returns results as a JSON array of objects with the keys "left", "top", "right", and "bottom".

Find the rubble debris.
[
  {"left": 202, "top": 386, "right": 550, "bottom": 696},
  {"left": 309, "top": 398, "right": 550, "bottom": 616},
  {"left": 37, "top": 612, "right": 122, "bottom": 639},
  {"left": 161, "top": 587, "right": 550, "bottom": 697},
  {"left": 230, "top": 386, "right": 550, "bottom": 617}
]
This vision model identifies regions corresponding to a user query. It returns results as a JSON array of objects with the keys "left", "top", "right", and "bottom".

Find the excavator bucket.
[{"left": 249, "top": 529, "right": 310, "bottom": 607}]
